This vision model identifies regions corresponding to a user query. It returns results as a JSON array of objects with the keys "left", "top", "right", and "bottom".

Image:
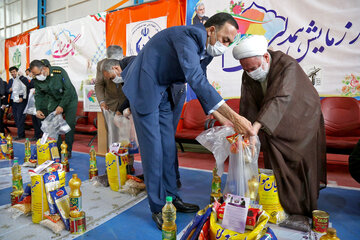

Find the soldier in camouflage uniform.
[{"left": 29, "top": 59, "right": 78, "bottom": 158}]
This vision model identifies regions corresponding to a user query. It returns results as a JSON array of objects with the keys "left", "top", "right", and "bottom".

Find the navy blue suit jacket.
[{"left": 121, "top": 24, "right": 222, "bottom": 115}]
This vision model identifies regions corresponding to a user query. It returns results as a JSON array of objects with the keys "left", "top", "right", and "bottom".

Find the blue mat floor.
[{"left": 1, "top": 143, "right": 359, "bottom": 239}]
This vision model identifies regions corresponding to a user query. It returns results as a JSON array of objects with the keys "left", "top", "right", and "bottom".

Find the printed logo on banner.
[
  {"left": 50, "top": 29, "right": 81, "bottom": 59},
  {"left": 12, "top": 49, "right": 22, "bottom": 69},
  {"left": 126, "top": 16, "right": 167, "bottom": 56}
]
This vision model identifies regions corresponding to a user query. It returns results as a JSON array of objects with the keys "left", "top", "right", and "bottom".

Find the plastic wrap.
[
  {"left": 23, "top": 89, "right": 36, "bottom": 115},
  {"left": 196, "top": 126, "right": 260, "bottom": 197},
  {"left": 40, "top": 111, "right": 71, "bottom": 139},
  {"left": 102, "top": 109, "right": 138, "bottom": 151}
]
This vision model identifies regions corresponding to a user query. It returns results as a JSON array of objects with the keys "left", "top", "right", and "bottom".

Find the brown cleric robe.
[{"left": 240, "top": 50, "right": 327, "bottom": 217}]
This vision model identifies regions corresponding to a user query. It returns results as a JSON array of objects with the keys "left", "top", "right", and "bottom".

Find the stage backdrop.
[
  {"left": 186, "top": 0, "right": 360, "bottom": 99},
  {"left": 4, "top": 32, "right": 30, "bottom": 81},
  {"left": 106, "top": 0, "right": 186, "bottom": 53},
  {"left": 29, "top": 13, "right": 107, "bottom": 100}
]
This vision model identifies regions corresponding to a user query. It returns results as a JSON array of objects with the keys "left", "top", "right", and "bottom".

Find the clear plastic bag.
[
  {"left": 196, "top": 126, "right": 260, "bottom": 197},
  {"left": 23, "top": 89, "right": 36, "bottom": 115},
  {"left": 102, "top": 109, "right": 138, "bottom": 150},
  {"left": 41, "top": 111, "right": 71, "bottom": 139}
]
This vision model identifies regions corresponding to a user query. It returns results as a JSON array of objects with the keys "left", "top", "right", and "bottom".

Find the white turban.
[{"left": 232, "top": 35, "right": 268, "bottom": 60}]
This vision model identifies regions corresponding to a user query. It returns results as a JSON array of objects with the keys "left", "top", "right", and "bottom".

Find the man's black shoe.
[
  {"left": 173, "top": 197, "right": 199, "bottom": 213},
  {"left": 152, "top": 212, "right": 163, "bottom": 230},
  {"left": 177, "top": 179, "right": 182, "bottom": 188}
]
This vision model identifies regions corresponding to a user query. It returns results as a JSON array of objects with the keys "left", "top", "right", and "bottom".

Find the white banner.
[
  {"left": 29, "top": 13, "right": 107, "bottom": 100},
  {"left": 186, "top": 0, "right": 360, "bottom": 98},
  {"left": 83, "top": 85, "right": 101, "bottom": 112},
  {"left": 126, "top": 16, "right": 167, "bottom": 56},
  {"left": 8, "top": 43, "right": 27, "bottom": 75},
  {"left": 0, "top": 39, "right": 5, "bottom": 81}
]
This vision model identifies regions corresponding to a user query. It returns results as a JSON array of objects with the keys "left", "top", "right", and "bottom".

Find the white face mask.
[
  {"left": 206, "top": 29, "right": 227, "bottom": 57},
  {"left": 247, "top": 57, "right": 269, "bottom": 82},
  {"left": 36, "top": 74, "right": 46, "bottom": 81},
  {"left": 112, "top": 71, "right": 123, "bottom": 84}
]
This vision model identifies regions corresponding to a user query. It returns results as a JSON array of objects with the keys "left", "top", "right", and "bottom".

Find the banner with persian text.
[
  {"left": 29, "top": 13, "right": 106, "bottom": 100},
  {"left": 186, "top": 0, "right": 360, "bottom": 98}
]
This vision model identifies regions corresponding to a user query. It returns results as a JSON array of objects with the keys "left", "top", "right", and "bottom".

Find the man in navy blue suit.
[{"left": 121, "top": 12, "right": 255, "bottom": 229}]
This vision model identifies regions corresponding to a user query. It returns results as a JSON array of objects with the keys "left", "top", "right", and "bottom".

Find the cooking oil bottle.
[
  {"left": 210, "top": 167, "right": 223, "bottom": 203},
  {"left": 6, "top": 134, "right": 14, "bottom": 160},
  {"left": 11, "top": 159, "right": 23, "bottom": 205},
  {"left": 69, "top": 174, "right": 82, "bottom": 218},
  {"left": 162, "top": 196, "right": 176, "bottom": 240},
  {"left": 60, "top": 141, "right": 69, "bottom": 172},
  {"left": 89, "top": 146, "right": 98, "bottom": 179},
  {"left": 24, "top": 138, "right": 31, "bottom": 163},
  {"left": 319, "top": 228, "right": 340, "bottom": 240}
]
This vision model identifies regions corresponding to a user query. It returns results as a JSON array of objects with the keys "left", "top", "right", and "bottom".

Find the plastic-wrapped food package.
[
  {"left": 23, "top": 89, "right": 36, "bottom": 115},
  {"left": 41, "top": 111, "right": 71, "bottom": 140},
  {"left": 196, "top": 126, "right": 260, "bottom": 197}
]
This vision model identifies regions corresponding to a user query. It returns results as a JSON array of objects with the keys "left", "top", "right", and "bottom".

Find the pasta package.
[
  {"left": 50, "top": 186, "right": 70, "bottom": 230},
  {"left": 106, "top": 151, "right": 127, "bottom": 192},
  {"left": 258, "top": 170, "right": 286, "bottom": 224},
  {"left": 43, "top": 171, "right": 65, "bottom": 214}
]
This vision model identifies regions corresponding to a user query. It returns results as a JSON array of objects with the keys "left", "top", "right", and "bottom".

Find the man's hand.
[
  {"left": 18, "top": 98, "right": 23, "bottom": 103},
  {"left": 1, "top": 105, "right": 5, "bottom": 110},
  {"left": 233, "top": 115, "right": 255, "bottom": 137},
  {"left": 115, "top": 111, "right": 122, "bottom": 116},
  {"left": 100, "top": 102, "right": 109, "bottom": 110},
  {"left": 9, "top": 88, "right": 12, "bottom": 93},
  {"left": 252, "top": 121, "right": 262, "bottom": 136},
  {"left": 55, "top": 106, "right": 63, "bottom": 115},
  {"left": 123, "top": 108, "right": 131, "bottom": 118},
  {"left": 36, "top": 110, "right": 45, "bottom": 119}
]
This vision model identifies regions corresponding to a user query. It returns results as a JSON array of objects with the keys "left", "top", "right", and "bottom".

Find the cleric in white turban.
[{"left": 233, "top": 35, "right": 327, "bottom": 218}]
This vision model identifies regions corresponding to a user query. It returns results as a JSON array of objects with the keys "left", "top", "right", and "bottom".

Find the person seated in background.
[
  {"left": 29, "top": 59, "right": 78, "bottom": 158},
  {"left": 25, "top": 68, "right": 43, "bottom": 141},
  {"left": 7, "top": 66, "right": 30, "bottom": 140},
  {"left": 232, "top": 35, "right": 327, "bottom": 217},
  {"left": 0, "top": 77, "right": 8, "bottom": 134}
]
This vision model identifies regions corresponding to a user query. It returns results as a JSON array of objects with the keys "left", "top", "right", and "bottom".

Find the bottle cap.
[
  {"left": 166, "top": 196, "right": 173, "bottom": 202},
  {"left": 26, "top": 138, "right": 29, "bottom": 140},
  {"left": 14, "top": 159, "right": 18, "bottom": 163},
  {"left": 327, "top": 228, "right": 336, "bottom": 235},
  {"left": 72, "top": 173, "right": 78, "bottom": 178},
  {"left": 91, "top": 146, "right": 94, "bottom": 148}
]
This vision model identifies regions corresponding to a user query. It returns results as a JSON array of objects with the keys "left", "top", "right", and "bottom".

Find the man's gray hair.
[
  {"left": 102, "top": 59, "right": 120, "bottom": 73},
  {"left": 195, "top": 2, "right": 204, "bottom": 11},
  {"left": 106, "top": 45, "right": 123, "bottom": 60}
]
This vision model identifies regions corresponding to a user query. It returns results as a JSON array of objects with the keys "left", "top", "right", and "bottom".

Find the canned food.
[
  {"left": 70, "top": 211, "right": 86, "bottom": 234},
  {"left": 89, "top": 169, "right": 98, "bottom": 179},
  {"left": 312, "top": 210, "right": 329, "bottom": 233}
]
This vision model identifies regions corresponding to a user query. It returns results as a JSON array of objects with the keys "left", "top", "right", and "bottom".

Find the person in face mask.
[
  {"left": 232, "top": 35, "right": 327, "bottom": 218},
  {"left": 120, "top": 12, "right": 255, "bottom": 230},
  {"left": 29, "top": 59, "right": 78, "bottom": 158},
  {"left": 192, "top": 2, "right": 209, "bottom": 25}
]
